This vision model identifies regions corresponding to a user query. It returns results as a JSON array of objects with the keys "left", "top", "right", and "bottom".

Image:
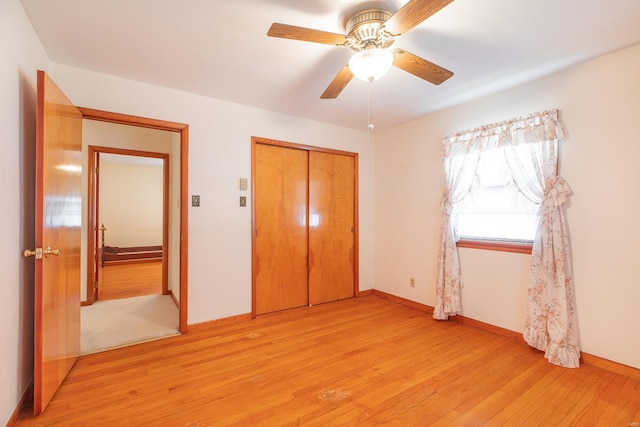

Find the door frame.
[
  {"left": 88, "top": 147, "right": 170, "bottom": 300},
  {"left": 251, "top": 136, "right": 360, "bottom": 318},
  {"left": 81, "top": 107, "right": 189, "bottom": 333}
]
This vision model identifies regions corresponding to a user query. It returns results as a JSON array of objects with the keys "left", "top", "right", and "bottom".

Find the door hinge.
[
  {"left": 93, "top": 281, "right": 99, "bottom": 289},
  {"left": 95, "top": 166, "right": 99, "bottom": 175}
]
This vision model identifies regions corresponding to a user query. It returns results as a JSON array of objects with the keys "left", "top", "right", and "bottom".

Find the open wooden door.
[{"left": 28, "top": 70, "right": 82, "bottom": 415}]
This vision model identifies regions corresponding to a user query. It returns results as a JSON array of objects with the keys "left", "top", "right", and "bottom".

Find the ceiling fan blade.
[
  {"left": 321, "top": 65, "right": 354, "bottom": 99},
  {"left": 384, "top": 0, "right": 454, "bottom": 35},
  {"left": 267, "top": 23, "right": 349, "bottom": 46},
  {"left": 392, "top": 49, "right": 453, "bottom": 85}
]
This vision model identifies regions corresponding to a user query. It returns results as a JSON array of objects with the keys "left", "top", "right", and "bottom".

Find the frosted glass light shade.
[{"left": 348, "top": 48, "right": 393, "bottom": 82}]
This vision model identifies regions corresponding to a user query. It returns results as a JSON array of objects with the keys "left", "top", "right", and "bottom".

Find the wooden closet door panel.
[
  {"left": 254, "top": 144, "right": 308, "bottom": 314},
  {"left": 308, "top": 151, "right": 355, "bottom": 305}
]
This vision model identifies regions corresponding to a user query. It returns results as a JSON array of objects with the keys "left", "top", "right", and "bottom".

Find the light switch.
[
  {"left": 239, "top": 196, "right": 247, "bottom": 207},
  {"left": 239, "top": 178, "right": 248, "bottom": 191},
  {"left": 192, "top": 195, "right": 200, "bottom": 207}
]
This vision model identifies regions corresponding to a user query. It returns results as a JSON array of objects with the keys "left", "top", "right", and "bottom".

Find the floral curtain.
[
  {"left": 434, "top": 109, "right": 580, "bottom": 368},
  {"left": 433, "top": 141, "right": 481, "bottom": 320}
]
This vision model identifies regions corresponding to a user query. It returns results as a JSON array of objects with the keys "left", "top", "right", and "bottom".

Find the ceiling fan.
[{"left": 267, "top": 0, "right": 455, "bottom": 99}]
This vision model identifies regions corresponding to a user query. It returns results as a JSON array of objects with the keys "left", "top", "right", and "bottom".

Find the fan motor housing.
[{"left": 346, "top": 9, "right": 395, "bottom": 51}]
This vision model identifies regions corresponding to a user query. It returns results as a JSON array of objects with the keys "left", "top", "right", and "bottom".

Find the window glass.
[{"left": 454, "top": 148, "right": 538, "bottom": 243}]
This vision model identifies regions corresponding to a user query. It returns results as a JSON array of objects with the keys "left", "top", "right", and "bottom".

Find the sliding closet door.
[
  {"left": 308, "top": 151, "right": 355, "bottom": 305},
  {"left": 254, "top": 143, "right": 309, "bottom": 315}
]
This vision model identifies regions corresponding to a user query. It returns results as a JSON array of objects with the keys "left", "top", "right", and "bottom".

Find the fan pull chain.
[{"left": 367, "top": 77, "right": 374, "bottom": 132}]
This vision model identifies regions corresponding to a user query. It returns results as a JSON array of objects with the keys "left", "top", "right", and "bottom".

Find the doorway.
[
  {"left": 90, "top": 149, "right": 169, "bottom": 302},
  {"left": 81, "top": 109, "right": 189, "bottom": 353},
  {"left": 82, "top": 147, "right": 177, "bottom": 354}
]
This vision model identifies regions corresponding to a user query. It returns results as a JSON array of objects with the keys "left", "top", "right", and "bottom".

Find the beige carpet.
[{"left": 81, "top": 294, "right": 179, "bottom": 355}]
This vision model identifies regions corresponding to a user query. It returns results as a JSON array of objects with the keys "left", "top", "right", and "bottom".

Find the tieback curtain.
[{"left": 435, "top": 109, "right": 580, "bottom": 368}]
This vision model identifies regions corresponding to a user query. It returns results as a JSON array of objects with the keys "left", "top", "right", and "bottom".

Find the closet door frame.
[{"left": 251, "top": 136, "right": 359, "bottom": 318}]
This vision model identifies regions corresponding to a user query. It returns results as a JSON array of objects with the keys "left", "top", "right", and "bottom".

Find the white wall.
[
  {"left": 0, "top": 0, "right": 50, "bottom": 423},
  {"left": 100, "top": 156, "right": 164, "bottom": 247},
  {"left": 375, "top": 44, "right": 640, "bottom": 369},
  {"left": 50, "top": 62, "right": 375, "bottom": 325}
]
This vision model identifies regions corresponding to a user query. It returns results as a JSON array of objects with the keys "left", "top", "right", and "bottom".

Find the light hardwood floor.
[
  {"left": 19, "top": 296, "right": 639, "bottom": 425},
  {"left": 98, "top": 262, "right": 162, "bottom": 301}
]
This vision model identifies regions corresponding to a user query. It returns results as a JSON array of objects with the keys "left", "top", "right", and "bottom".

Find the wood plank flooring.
[
  {"left": 98, "top": 262, "right": 162, "bottom": 301},
  {"left": 18, "top": 296, "right": 640, "bottom": 425}
]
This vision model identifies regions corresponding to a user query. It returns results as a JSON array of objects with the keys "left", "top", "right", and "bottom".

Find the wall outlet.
[{"left": 410, "top": 277, "right": 415, "bottom": 287}]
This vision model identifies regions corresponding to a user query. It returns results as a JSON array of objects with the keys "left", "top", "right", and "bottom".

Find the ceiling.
[{"left": 20, "top": 0, "right": 640, "bottom": 131}]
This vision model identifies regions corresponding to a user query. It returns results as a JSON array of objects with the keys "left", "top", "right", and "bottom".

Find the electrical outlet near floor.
[{"left": 410, "top": 277, "right": 415, "bottom": 287}]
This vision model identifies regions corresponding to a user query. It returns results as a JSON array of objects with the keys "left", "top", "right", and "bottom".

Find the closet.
[{"left": 252, "top": 137, "right": 358, "bottom": 316}]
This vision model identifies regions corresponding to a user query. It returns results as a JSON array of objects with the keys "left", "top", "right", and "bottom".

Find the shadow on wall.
[{"left": 19, "top": 69, "right": 36, "bottom": 392}]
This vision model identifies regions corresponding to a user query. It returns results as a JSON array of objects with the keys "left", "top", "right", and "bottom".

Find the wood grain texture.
[
  {"left": 321, "top": 64, "right": 354, "bottom": 99},
  {"left": 268, "top": 23, "right": 348, "bottom": 46},
  {"left": 101, "top": 245, "right": 163, "bottom": 263},
  {"left": 392, "top": 48, "right": 453, "bottom": 85},
  {"left": 98, "top": 263, "right": 163, "bottom": 301},
  {"left": 77, "top": 107, "right": 188, "bottom": 132},
  {"left": 89, "top": 151, "right": 99, "bottom": 303},
  {"left": 18, "top": 296, "right": 640, "bottom": 425},
  {"left": 384, "top": 0, "right": 455, "bottom": 35},
  {"left": 373, "top": 289, "right": 640, "bottom": 382},
  {"left": 33, "top": 70, "right": 83, "bottom": 415},
  {"left": 254, "top": 143, "right": 309, "bottom": 314},
  {"left": 457, "top": 238, "right": 533, "bottom": 254},
  {"left": 308, "top": 152, "right": 355, "bottom": 305},
  {"left": 252, "top": 138, "right": 359, "bottom": 316}
]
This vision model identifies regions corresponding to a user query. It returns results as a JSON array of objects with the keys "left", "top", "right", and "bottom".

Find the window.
[
  {"left": 453, "top": 147, "right": 540, "bottom": 251},
  {"left": 434, "top": 110, "right": 579, "bottom": 367},
  {"left": 438, "top": 111, "right": 562, "bottom": 255}
]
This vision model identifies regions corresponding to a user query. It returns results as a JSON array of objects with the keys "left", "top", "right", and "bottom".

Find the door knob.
[
  {"left": 23, "top": 248, "right": 43, "bottom": 259},
  {"left": 45, "top": 247, "right": 61, "bottom": 257}
]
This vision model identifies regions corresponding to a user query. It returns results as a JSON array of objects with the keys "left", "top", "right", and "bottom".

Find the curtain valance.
[{"left": 442, "top": 109, "right": 564, "bottom": 158}]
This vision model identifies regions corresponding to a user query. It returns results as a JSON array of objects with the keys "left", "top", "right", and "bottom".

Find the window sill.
[{"left": 456, "top": 239, "right": 532, "bottom": 254}]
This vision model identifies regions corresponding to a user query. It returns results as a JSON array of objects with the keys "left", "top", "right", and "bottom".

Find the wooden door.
[
  {"left": 92, "top": 152, "right": 101, "bottom": 301},
  {"left": 308, "top": 152, "right": 355, "bottom": 304},
  {"left": 253, "top": 143, "right": 309, "bottom": 315},
  {"left": 33, "top": 70, "right": 82, "bottom": 414}
]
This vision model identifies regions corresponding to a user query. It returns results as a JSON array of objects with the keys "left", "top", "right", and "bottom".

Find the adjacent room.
[{"left": 2, "top": 0, "right": 639, "bottom": 424}]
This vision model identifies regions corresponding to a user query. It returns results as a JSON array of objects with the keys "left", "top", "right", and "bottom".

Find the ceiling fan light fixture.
[{"left": 348, "top": 48, "right": 394, "bottom": 82}]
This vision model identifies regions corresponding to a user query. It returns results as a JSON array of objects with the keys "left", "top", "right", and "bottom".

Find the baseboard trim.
[
  {"left": 372, "top": 289, "right": 640, "bottom": 380},
  {"left": 188, "top": 313, "right": 252, "bottom": 333},
  {"left": 357, "top": 289, "right": 374, "bottom": 297},
  {"left": 581, "top": 353, "right": 640, "bottom": 382},
  {"left": 372, "top": 289, "right": 434, "bottom": 314},
  {"left": 101, "top": 258, "right": 163, "bottom": 266},
  {"left": 7, "top": 381, "right": 33, "bottom": 426},
  {"left": 448, "top": 312, "right": 524, "bottom": 343},
  {"left": 168, "top": 290, "right": 179, "bottom": 308}
]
